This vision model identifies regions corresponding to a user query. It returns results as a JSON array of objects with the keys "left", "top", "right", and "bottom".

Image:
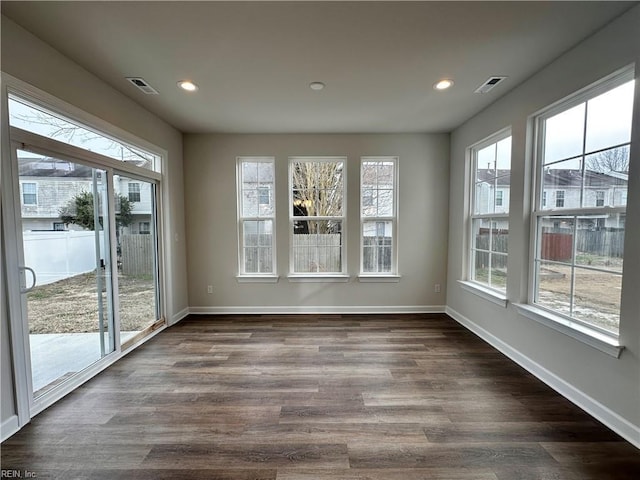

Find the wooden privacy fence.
[
  {"left": 475, "top": 229, "right": 624, "bottom": 264},
  {"left": 542, "top": 230, "right": 624, "bottom": 261},
  {"left": 475, "top": 229, "right": 508, "bottom": 268},
  {"left": 576, "top": 230, "right": 624, "bottom": 257},
  {"left": 293, "top": 233, "right": 341, "bottom": 272},
  {"left": 121, "top": 234, "right": 154, "bottom": 276}
]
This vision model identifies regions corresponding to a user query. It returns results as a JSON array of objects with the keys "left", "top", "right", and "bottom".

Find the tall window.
[
  {"left": 290, "top": 157, "right": 345, "bottom": 274},
  {"left": 532, "top": 70, "right": 634, "bottom": 336},
  {"left": 469, "top": 131, "right": 511, "bottom": 292},
  {"left": 21, "top": 182, "right": 37, "bottom": 205},
  {"left": 361, "top": 157, "right": 398, "bottom": 274},
  {"left": 237, "top": 158, "right": 276, "bottom": 275},
  {"left": 128, "top": 182, "right": 141, "bottom": 202}
]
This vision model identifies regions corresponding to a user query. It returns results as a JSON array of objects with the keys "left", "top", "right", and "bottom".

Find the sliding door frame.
[{"left": 1, "top": 75, "right": 169, "bottom": 429}]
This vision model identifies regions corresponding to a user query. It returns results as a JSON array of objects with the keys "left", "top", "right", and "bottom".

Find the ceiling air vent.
[
  {"left": 126, "top": 77, "right": 159, "bottom": 95},
  {"left": 474, "top": 76, "right": 507, "bottom": 94}
]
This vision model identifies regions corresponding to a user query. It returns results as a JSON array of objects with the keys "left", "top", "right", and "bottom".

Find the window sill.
[
  {"left": 458, "top": 280, "right": 507, "bottom": 308},
  {"left": 513, "top": 303, "right": 623, "bottom": 358},
  {"left": 236, "top": 275, "right": 280, "bottom": 284},
  {"left": 287, "top": 274, "right": 350, "bottom": 283},
  {"left": 358, "top": 275, "right": 401, "bottom": 283}
]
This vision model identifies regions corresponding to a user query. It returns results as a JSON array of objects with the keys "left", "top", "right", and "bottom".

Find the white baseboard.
[
  {"left": 170, "top": 307, "right": 190, "bottom": 325},
  {"left": 445, "top": 306, "right": 640, "bottom": 449},
  {"left": 189, "top": 305, "right": 446, "bottom": 315},
  {"left": 1, "top": 415, "right": 20, "bottom": 442}
]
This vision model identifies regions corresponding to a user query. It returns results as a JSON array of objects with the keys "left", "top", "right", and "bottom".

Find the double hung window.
[
  {"left": 237, "top": 158, "right": 276, "bottom": 275},
  {"left": 469, "top": 131, "right": 512, "bottom": 292},
  {"left": 531, "top": 70, "right": 634, "bottom": 336},
  {"left": 289, "top": 157, "right": 345, "bottom": 274},
  {"left": 360, "top": 157, "right": 398, "bottom": 275}
]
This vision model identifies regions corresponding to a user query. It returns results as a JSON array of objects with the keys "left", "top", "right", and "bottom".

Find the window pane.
[
  {"left": 494, "top": 174, "right": 510, "bottom": 213},
  {"left": 543, "top": 103, "right": 585, "bottom": 164},
  {"left": 472, "top": 218, "right": 492, "bottom": 253},
  {"left": 243, "top": 221, "right": 259, "bottom": 246},
  {"left": 241, "top": 160, "right": 274, "bottom": 218},
  {"left": 363, "top": 220, "right": 393, "bottom": 273},
  {"left": 492, "top": 224, "right": 509, "bottom": 254},
  {"left": 477, "top": 143, "right": 496, "bottom": 172},
  {"left": 575, "top": 216, "right": 624, "bottom": 273},
  {"left": 292, "top": 161, "right": 344, "bottom": 217},
  {"left": 584, "top": 145, "right": 629, "bottom": 207},
  {"left": 293, "top": 220, "right": 342, "bottom": 273},
  {"left": 116, "top": 175, "right": 160, "bottom": 339},
  {"left": 242, "top": 189, "right": 259, "bottom": 217},
  {"left": 243, "top": 220, "right": 273, "bottom": 274},
  {"left": 474, "top": 181, "right": 494, "bottom": 215},
  {"left": 490, "top": 253, "right": 507, "bottom": 291},
  {"left": 539, "top": 217, "right": 574, "bottom": 263},
  {"left": 9, "top": 97, "right": 158, "bottom": 170},
  {"left": 585, "top": 81, "right": 634, "bottom": 153},
  {"left": 536, "top": 261, "right": 572, "bottom": 315},
  {"left": 541, "top": 158, "right": 583, "bottom": 210},
  {"left": 496, "top": 136, "right": 512, "bottom": 170},
  {"left": 573, "top": 269, "right": 621, "bottom": 333}
]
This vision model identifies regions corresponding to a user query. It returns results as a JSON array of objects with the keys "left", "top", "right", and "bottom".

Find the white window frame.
[
  {"left": 517, "top": 67, "right": 634, "bottom": 356},
  {"left": 236, "top": 157, "right": 277, "bottom": 281},
  {"left": 463, "top": 128, "right": 511, "bottom": 301},
  {"left": 359, "top": 156, "right": 399, "bottom": 280},
  {"left": 20, "top": 181, "right": 38, "bottom": 205},
  {"left": 128, "top": 182, "right": 141, "bottom": 202},
  {"left": 288, "top": 156, "right": 347, "bottom": 281}
]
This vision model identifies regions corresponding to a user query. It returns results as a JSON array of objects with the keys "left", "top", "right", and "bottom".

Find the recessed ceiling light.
[
  {"left": 177, "top": 80, "right": 198, "bottom": 92},
  {"left": 309, "top": 81, "right": 325, "bottom": 91},
  {"left": 433, "top": 79, "right": 454, "bottom": 91}
]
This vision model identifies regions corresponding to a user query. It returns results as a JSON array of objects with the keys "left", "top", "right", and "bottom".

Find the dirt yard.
[
  {"left": 27, "top": 271, "right": 156, "bottom": 334},
  {"left": 538, "top": 263, "right": 622, "bottom": 333}
]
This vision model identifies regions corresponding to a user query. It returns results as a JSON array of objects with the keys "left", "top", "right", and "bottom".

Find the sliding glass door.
[
  {"left": 3, "top": 88, "right": 164, "bottom": 420},
  {"left": 114, "top": 174, "right": 161, "bottom": 348},
  {"left": 16, "top": 150, "right": 116, "bottom": 397}
]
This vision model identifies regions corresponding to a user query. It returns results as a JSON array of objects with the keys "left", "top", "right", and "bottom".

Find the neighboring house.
[
  {"left": 476, "top": 168, "right": 627, "bottom": 231},
  {"left": 18, "top": 157, "right": 153, "bottom": 234}
]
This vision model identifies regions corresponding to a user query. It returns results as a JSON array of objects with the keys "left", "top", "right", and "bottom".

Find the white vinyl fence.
[{"left": 23, "top": 231, "right": 105, "bottom": 286}]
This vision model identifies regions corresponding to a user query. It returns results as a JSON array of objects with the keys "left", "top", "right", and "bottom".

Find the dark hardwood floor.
[{"left": 2, "top": 313, "right": 639, "bottom": 479}]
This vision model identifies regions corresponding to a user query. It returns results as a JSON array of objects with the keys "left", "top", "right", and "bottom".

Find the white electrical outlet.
[
  {"left": 207, "top": 285, "right": 213, "bottom": 294},
  {"left": 434, "top": 283, "right": 441, "bottom": 293}
]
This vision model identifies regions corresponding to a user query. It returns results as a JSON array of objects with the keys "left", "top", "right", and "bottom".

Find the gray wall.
[
  {"left": 446, "top": 6, "right": 640, "bottom": 435},
  {"left": 1, "top": 16, "right": 189, "bottom": 429},
  {"left": 184, "top": 133, "right": 449, "bottom": 311}
]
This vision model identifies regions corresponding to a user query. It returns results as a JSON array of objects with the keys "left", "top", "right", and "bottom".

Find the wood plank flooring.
[{"left": 2, "top": 313, "right": 639, "bottom": 479}]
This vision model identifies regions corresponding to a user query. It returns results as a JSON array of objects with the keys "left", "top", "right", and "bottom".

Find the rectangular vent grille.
[
  {"left": 474, "top": 76, "right": 507, "bottom": 94},
  {"left": 126, "top": 77, "right": 159, "bottom": 95}
]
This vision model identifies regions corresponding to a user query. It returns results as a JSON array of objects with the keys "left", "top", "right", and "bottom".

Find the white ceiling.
[{"left": 1, "top": 1, "right": 636, "bottom": 134}]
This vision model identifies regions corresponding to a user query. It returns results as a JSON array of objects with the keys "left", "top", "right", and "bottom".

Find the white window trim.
[
  {"left": 360, "top": 156, "right": 399, "bottom": 276},
  {"left": 466, "top": 127, "right": 511, "bottom": 297},
  {"left": 20, "top": 181, "right": 38, "bottom": 205},
  {"left": 514, "top": 303, "right": 623, "bottom": 358},
  {"left": 236, "top": 157, "right": 277, "bottom": 278},
  {"left": 525, "top": 66, "right": 634, "bottom": 349},
  {"left": 458, "top": 280, "right": 508, "bottom": 308},
  {"left": 288, "top": 156, "right": 347, "bottom": 276}
]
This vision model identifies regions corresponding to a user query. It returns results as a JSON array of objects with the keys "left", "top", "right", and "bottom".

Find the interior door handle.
[{"left": 19, "top": 266, "right": 37, "bottom": 293}]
